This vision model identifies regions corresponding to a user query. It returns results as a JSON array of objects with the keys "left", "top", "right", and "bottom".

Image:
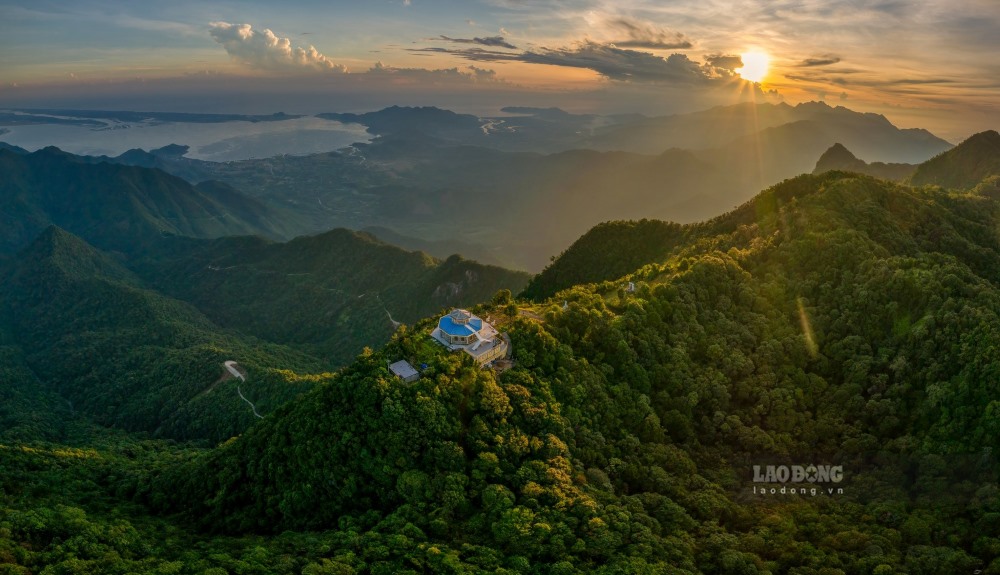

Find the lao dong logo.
[{"left": 752, "top": 464, "right": 845, "bottom": 496}]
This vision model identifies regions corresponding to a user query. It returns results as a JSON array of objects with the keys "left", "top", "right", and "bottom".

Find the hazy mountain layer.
[
  {"left": 82, "top": 102, "right": 951, "bottom": 271},
  {"left": 0, "top": 148, "right": 291, "bottom": 255},
  {"left": 158, "top": 139, "right": 741, "bottom": 271},
  {"left": 812, "top": 143, "right": 916, "bottom": 181}
]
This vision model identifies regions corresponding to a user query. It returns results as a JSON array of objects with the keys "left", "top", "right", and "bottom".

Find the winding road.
[
  {"left": 365, "top": 292, "right": 402, "bottom": 329},
  {"left": 224, "top": 360, "right": 264, "bottom": 420},
  {"left": 384, "top": 307, "right": 401, "bottom": 329}
]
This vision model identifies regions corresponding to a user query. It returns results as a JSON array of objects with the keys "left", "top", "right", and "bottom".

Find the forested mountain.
[
  {"left": 0, "top": 224, "right": 528, "bottom": 443},
  {"left": 132, "top": 228, "right": 530, "bottom": 365},
  {"left": 0, "top": 147, "right": 291, "bottom": 255},
  {"left": 812, "top": 143, "right": 916, "bottom": 181},
  {"left": 910, "top": 130, "right": 1000, "bottom": 189},
  {"left": 105, "top": 170, "right": 997, "bottom": 573},
  {"left": 0, "top": 226, "right": 325, "bottom": 442},
  {"left": 2, "top": 114, "right": 998, "bottom": 573},
  {"left": 0, "top": 148, "right": 530, "bottom": 445},
  {"left": 2, "top": 172, "right": 999, "bottom": 572},
  {"left": 521, "top": 219, "right": 687, "bottom": 301},
  {"left": 105, "top": 143, "right": 220, "bottom": 183}
]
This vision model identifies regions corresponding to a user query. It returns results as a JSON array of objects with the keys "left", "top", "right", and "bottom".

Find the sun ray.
[{"left": 797, "top": 297, "right": 819, "bottom": 358}]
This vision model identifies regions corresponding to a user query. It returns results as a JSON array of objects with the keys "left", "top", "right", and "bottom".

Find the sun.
[{"left": 737, "top": 51, "right": 770, "bottom": 83}]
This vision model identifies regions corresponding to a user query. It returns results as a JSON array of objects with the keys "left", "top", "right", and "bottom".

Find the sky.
[{"left": 0, "top": 0, "right": 998, "bottom": 141}]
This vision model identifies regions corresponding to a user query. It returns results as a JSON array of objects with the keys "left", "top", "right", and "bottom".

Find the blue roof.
[{"left": 439, "top": 314, "right": 483, "bottom": 337}]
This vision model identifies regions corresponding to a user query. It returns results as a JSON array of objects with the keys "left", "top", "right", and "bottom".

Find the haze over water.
[{"left": 0, "top": 115, "right": 370, "bottom": 160}]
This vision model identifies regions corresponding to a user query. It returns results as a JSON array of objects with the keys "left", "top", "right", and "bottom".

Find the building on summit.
[
  {"left": 431, "top": 308, "right": 508, "bottom": 366},
  {"left": 389, "top": 359, "right": 420, "bottom": 383}
]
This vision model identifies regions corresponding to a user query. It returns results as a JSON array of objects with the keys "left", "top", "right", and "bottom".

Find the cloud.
[
  {"left": 786, "top": 71, "right": 958, "bottom": 89},
  {"left": 520, "top": 43, "right": 715, "bottom": 83},
  {"left": 407, "top": 46, "right": 523, "bottom": 61},
  {"left": 605, "top": 17, "right": 693, "bottom": 50},
  {"left": 209, "top": 22, "right": 347, "bottom": 73},
  {"left": 706, "top": 54, "right": 743, "bottom": 71},
  {"left": 785, "top": 73, "right": 849, "bottom": 86},
  {"left": 799, "top": 54, "right": 842, "bottom": 67},
  {"left": 468, "top": 66, "right": 500, "bottom": 82},
  {"left": 438, "top": 35, "right": 518, "bottom": 50},
  {"left": 367, "top": 62, "right": 504, "bottom": 84},
  {"left": 415, "top": 41, "right": 739, "bottom": 85}
]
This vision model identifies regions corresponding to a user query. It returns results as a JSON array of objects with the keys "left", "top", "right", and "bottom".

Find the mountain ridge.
[
  {"left": 132, "top": 170, "right": 1000, "bottom": 575},
  {"left": 2, "top": 147, "right": 999, "bottom": 572},
  {"left": 812, "top": 143, "right": 917, "bottom": 181},
  {"left": 910, "top": 129, "right": 1000, "bottom": 189},
  {"left": 0, "top": 147, "right": 291, "bottom": 255}
]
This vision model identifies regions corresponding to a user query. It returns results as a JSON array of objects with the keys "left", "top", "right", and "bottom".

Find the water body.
[{"left": 0, "top": 115, "right": 371, "bottom": 161}]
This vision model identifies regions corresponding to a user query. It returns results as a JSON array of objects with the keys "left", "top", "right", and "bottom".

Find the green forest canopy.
[{"left": 2, "top": 170, "right": 1000, "bottom": 573}]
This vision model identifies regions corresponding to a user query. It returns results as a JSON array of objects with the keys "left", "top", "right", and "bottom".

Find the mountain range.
[
  {"left": 1, "top": 104, "right": 999, "bottom": 573},
  {"left": 2, "top": 102, "right": 954, "bottom": 271},
  {"left": 139, "top": 166, "right": 1000, "bottom": 572},
  {"left": 813, "top": 129, "right": 1000, "bottom": 192},
  {"left": 0, "top": 147, "right": 289, "bottom": 255},
  {"left": 0, "top": 148, "right": 529, "bottom": 443}
]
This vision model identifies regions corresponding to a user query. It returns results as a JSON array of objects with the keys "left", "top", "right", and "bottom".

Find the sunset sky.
[{"left": 1, "top": 0, "right": 997, "bottom": 141}]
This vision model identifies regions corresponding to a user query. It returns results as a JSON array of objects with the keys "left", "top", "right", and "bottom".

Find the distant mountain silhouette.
[
  {"left": 584, "top": 101, "right": 951, "bottom": 162},
  {"left": 812, "top": 143, "right": 916, "bottom": 181},
  {"left": 319, "top": 106, "right": 483, "bottom": 138},
  {"left": 0, "top": 141, "right": 28, "bottom": 154}
]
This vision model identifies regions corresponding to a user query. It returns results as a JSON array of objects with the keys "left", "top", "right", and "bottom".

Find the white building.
[
  {"left": 431, "top": 309, "right": 508, "bottom": 366},
  {"left": 389, "top": 359, "right": 420, "bottom": 383}
]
